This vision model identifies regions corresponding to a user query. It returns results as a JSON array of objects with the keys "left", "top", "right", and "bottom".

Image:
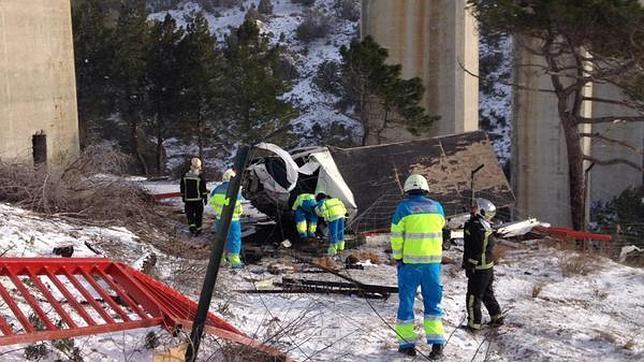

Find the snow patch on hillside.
[
  {"left": 149, "top": 0, "right": 362, "bottom": 161},
  {"left": 479, "top": 36, "right": 513, "bottom": 165}
]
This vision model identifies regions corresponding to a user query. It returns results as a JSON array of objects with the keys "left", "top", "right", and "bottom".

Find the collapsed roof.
[{"left": 241, "top": 131, "right": 514, "bottom": 234}]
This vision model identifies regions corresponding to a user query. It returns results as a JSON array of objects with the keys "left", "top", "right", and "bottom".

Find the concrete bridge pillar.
[
  {"left": 511, "top": 42, "right": 588, "bottom": 226},
  {"left": 589, "top": 85, "right": 644, "bottom": 204},
  {"left": 361, "top": 0, "right": 478, "bottom": 140},
  {"left": 0, "top": 0, "right": 79, "bottom": 166},
  {"left": 512, "top": 38, "right": 642, "bottom": 227}
]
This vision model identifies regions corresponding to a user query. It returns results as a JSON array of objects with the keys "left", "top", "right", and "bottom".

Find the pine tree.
[
  {"left": 72, "top": 0, "right": 114, "bottom": 148},
  {"left": 221, "top": 19, "right": 296, "bottom": 146},
  {"left": 110, "top": 1, "right": 151, "bottom": 174},
  {"left": 258, "top": 0, "right": 274, "bottom": 15},
  {"left": 336, "top": 36, "right": 436, "bottom": 145},
  {"left": 469, "top": 0, "right": 644, "bottom": 230},
  {"left": 147, "top": 14, "right": 185, "bottom": 174},
  {"left": 176, "top": 12, "right": 223, "bottom": 158}
]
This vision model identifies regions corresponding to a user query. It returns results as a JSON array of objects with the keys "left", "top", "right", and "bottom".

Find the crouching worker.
[
  {"left": 210, "top": 169, "right": 244, "bottom": 268},
  {"left": 463, "top": 198, "right": 503, "bottom": 331},
  {"left": 314, "top": 193, "right": 347, "bottom": 255},
  {"left": 180, "top": 158, "right": 208, "bottom": 236},
  {"left": 292, "top": 193, "right": 318, "bottom": 239},
  {"left": 391, "top": 174, "right": 446, "bottom": 359}
]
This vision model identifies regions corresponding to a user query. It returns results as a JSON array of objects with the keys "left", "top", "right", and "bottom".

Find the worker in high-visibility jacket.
[
  {"left": 210, "top": 169, "right": 244, "bottom": 268},
  {"left": 292, "top": 193, "right": 318, "bottom": 239},
  {"left": 180, "top": 158, "right": 208, "bottom": 236},
  {"left": 390, "top": 174, "right": 446, "bottom": 359},
  {"left": 315, "top": 193, "right": 347, "bottom": 255},
  {"left": 463, "top": 198, "right": 503, "bottom": 331}
]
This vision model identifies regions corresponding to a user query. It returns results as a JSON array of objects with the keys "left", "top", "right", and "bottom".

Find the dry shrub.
[
  {"left": 531, "top": 281, "right": 547, "bottom": 298},
  {"left": 0, "top": 144, "right": 164, "bottom": 231},
  {"left": 313, "top": 256, "right": 340, "bottom": 270},
  {"left": 559, "top": 253, "right": 595, "bottom": 277},
  {"left": 592, "top": 329, "right": 618, "bottom": 344},
  {"left": 441, "top": 255, "right": 457, "bottom": 265},
  {"left": 219, "top": 343, "right": 286, "bottom": 362},
  {"left": 296, "top": 8, "right": 330, "bottom": 42}
]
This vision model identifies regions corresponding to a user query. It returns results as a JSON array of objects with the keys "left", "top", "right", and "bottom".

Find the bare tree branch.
[
  {"left": 576, "top": 116, "right": 644, "bottom": 124},
  {"left": 583, "top": 155, "right": 644, "bottom": 171},
  {"left": 456, "top": 59, "right": 555, "bottom": 94},
  {"left": 579, "top": 132, "right": 644, "bottom": 154},
  {"left": 581, "top": 96, "right": 643, "bottom": 109}
]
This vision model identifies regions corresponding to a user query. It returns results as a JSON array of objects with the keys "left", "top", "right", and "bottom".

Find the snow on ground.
[
  {"left": 0, "top": 204, "right": 138, "bottom": 259},
  {"left": 211, "top": 238, "right": 644, "bottom": 361},
  {"left": 1, "top": 197, "right": 642, "bottom": 361},
  {"left": 0, "top": 204, "right": 188, "bottom": 361}
]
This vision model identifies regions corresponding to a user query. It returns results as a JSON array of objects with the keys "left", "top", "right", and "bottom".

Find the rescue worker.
[
  {"left": 180, "top": 158, "right": 208, "bottom": 236},
  {"left": 210, "top": 169, "right": 244, "bottom": 268},
  {"left": 292, "top": 193, "right": 318, "bottom": 239},
  {"left": 314, "top": 193, "right": 347, "bottom": 255},
  {"left": 391, "top": 174, "right": 446, "bottom": 359},
  {"left": 463, "top": 198, "right": 503, "bottom": 331}
]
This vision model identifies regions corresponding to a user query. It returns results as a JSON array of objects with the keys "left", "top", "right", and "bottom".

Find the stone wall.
[{"left": 0, "top": 0, "right": 79, "bottom": 166}]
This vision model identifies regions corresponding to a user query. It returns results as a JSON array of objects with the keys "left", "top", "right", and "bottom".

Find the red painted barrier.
[
  {"left": 0, "top": 258, "right": 286, "bottom": 359},
  {"left": 533, "top": 226, "right": 612, "bottom": 241},
  {"left": 151, "top": 192, "right": 182, "bottom": 200}
]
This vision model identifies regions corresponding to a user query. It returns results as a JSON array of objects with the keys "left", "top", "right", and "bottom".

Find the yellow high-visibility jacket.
[
  {"left": 315, "top": 198, "right": 347, "bottom": 222},
  {"left": 390, "top": 195, "right": 445, "bottom": 264},
  {"left": 209, "top": 182, "right": 243, "bottom": 221}
]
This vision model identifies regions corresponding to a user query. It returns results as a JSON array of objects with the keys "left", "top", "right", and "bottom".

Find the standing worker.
[
  {"left": 292, "top": 193, "right": 318, "bottom": 239},
  {"left": 463, "top": 198, "right": 503, "bottom": 331},
  {"left": 180, "top": 158, "right": 208, "bottom": 236},
  {"left": 314, "top": 193, "right": 347, "bottom": 255},
  {"left": 390, "top": 174, "right": 446, "bottom": 359},
  {"left": 210, "top": 169, "right": 244, "bottom": 268}
]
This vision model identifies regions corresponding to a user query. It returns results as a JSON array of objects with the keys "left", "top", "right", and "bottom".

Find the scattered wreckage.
[{"left": 242, "top": 131, "right": 517, "bottom": 240}]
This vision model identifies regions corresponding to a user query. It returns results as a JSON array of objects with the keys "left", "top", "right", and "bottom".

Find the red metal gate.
[{"left": 0, "top": 258, "right": 284, "bottom": 359}]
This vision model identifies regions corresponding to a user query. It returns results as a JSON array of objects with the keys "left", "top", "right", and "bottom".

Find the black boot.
[
  {"left": 489, "top": 315, "right": 505, "bottom": 328},
  {"left": 429, "top": 344, "right": 443, "bottom": 360},
  {"left": 397, "top": 345, "right": 417, "bottom": 357}
]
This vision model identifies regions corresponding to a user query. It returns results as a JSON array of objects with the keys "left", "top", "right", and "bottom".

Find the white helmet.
[
  {"left": 476, "top": 198, "right": 496, "bottom": 221},
  {"left": 190, "top": 157, "right": 202, "bottom": 170},
  {"left": 404, "top": 174, "right": 430, "bottom": 193},
  {"left": 222, "top": 169, "right": 236, "bottom": 182}
]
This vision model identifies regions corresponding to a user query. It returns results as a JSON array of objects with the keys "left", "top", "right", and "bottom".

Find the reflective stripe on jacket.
[
  {"left": 315, "top": 198, "right": 347, "bottom": 222},
  {"left": 292, "top": 193, "right": 317, "bottom": 213},
  {"left": 390, "top": 195, "right": 445, "bottom": 264},
  {"left": 180, "top": 171, "right": 207, "bottom": 202},
  {"left": 463, "top": 214, "right": 494, "bottom": 270},
  {"left": 209, "top": 182, "right": 243, "bottom": 220}
]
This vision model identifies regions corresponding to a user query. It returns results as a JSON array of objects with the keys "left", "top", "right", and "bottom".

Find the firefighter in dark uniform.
[
  {"left": 180, "top": 158, "right": 208, "bottom": 236},
  {"left": 463, "top": 198, "right": 503, "bottom": 331}
]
